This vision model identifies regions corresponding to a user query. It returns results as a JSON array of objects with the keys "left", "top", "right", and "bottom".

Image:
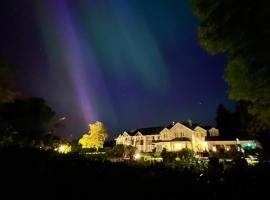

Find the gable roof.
[
  {"left": 194, "top": 126, "right": 207, "bottom": 131},
  {"left": 126, "top": 127, "right": 164, "bottom": 136},
  {"left": 121, "top": 122, "right": 218, "bottom": 137}
]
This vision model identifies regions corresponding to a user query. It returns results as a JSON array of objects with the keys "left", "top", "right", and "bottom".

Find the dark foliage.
[
  {"left": 0, "top": 97, "right": 55, "bottom": 146},
  {"left": 216, "top": 102, "right": 254, "bottom": 139},
  {"left": 191, "top": 0, "right": 270, "bottom": 127},
  {"left": 0, "top": 57, "right": 18, "bottom": 103}
]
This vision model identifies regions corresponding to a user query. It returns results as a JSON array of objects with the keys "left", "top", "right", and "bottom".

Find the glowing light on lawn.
[{"left": 57, "top": 144, "right": 71, "bottom": 154}]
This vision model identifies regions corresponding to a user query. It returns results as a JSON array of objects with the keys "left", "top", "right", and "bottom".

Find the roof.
[
  {"left": 126, "top": 127, "right": 164, "bottom": 136},
  {"left": 122, "top": 122, "right": 218, "bottom": 136},
  {"left": 178, "top": 123, "right": 211, "bottom": 131}
]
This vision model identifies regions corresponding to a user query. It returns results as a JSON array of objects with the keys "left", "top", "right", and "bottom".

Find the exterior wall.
[
  {"left": 151, "top": 141, "right": 193, "bottom": 152},
  {"left": 193, "top": 127, "right": 208, "bottom": 152}
]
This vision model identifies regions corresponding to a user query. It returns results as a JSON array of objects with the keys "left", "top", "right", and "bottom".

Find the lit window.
[{"left": 212, "top": 146, "right": 217, "bottom": 152}]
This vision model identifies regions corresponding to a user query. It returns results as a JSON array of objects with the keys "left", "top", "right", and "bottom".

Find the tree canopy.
[
  {"left": 0, "top": 97, "right": 55, "bottom": 146},
  {"left": 216, "top": 102, "right": 253, "bottom": 139},
  {"left": 0, "top": 57, "right": 18, "bottom": 103},
  {"left": 78, "top": 121, "right": 108, "bottom": 150},
  {"left": 191, "top": 0, "right": 270, "bottom": 127}
]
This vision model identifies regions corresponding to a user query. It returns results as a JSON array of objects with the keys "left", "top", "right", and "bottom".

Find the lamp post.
[{"left": 236, "top": 138, "right": 240, "bottom": 151}]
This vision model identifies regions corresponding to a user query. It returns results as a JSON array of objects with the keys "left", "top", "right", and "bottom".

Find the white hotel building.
[{"left": 115, "top": 122, "right": 256, "bottom": 153}]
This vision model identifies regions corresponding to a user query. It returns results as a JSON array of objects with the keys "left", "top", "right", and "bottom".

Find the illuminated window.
[{"left": 212, "top": 146, "right": 217, "bottom": 152}]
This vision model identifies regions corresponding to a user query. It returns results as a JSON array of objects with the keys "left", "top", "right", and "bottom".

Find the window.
[
  {"left": 153, "top": 136, "right": 155, "bottom": 140},
  {"left": 140, "top": 140, "right": 144, "bottom": 145}
]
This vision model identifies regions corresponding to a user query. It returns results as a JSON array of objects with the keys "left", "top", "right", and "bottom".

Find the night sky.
[{"left": 0, "top": 0, "right": 234, "bottom": 139}]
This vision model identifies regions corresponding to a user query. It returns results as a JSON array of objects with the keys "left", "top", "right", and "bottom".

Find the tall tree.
[
  {"left": 0, "top": 57, "right": 18, "bottom": 103},
  {"left": 78, "top": 121, "right": 108, "bottom": 150},
  {"left": 216, "top": 104, "right": 233, "bottom": 138},
  {"left": 191, "top": 0, "right": 270, "bottom": 128},
  {"left": 216, "top": 103, "right": 253, "bottom": 139},
  {"left": 232, "top": 101, "right": 252, "bottom": 135},
  {"left": 0, "top": 97, "right": 55, "bottom": 146}
]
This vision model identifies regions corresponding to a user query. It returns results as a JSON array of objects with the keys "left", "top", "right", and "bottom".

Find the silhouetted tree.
[
  {"left": 216, "top": 103, "right": 254, "bottom": 139},
  {"left": 191, "top": 0, "right": 270, "bottom": 127},
  {"left": 42, "top": 133, "right": 60, "bottom": 150},
  {"left": 232, "top": 101, "right": 253, "bottom": 137},
  {"left": 0, "top": 97, "right": 55, "bottom": 146},
  {"left": 216, "top": 104, "right": 234, "bottom": 138},
  {"left": 109, "top": 144, "right": 125, "bottom": 158},
  {"left": 0, "top": 57, "right": 18, "bottom": 103}
]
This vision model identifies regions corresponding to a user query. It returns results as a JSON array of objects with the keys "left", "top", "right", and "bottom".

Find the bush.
[
  {"left": 178, "top": 148, "right": 194, "bottom": 160},
  {"left": 160, "top": 148, "right": 177, "bottom": 162},
  {"left": 109, "top": 144, "right": 125, "bottom": 158}
]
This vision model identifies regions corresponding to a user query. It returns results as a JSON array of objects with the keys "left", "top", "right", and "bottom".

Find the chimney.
[{"left": 188, "top": 119, "right": 193, "bottom": 128}]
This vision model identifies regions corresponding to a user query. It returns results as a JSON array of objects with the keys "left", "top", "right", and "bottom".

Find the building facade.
[{"left": 115, "top": 122, "right": 256, "bottom": 153}]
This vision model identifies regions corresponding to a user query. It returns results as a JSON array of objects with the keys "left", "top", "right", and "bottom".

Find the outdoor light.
[
  {"left": 57, "top": 144, "right": 71, "bottom": 154},
  {"left": 203, "top": 142, "right": 208, "bottom": 150},
  {"left": 59, "top": 145, "right": 65, "bottom": 152},
  {"left": 175, "top": 143, "right": 182, "bottom": 150},
  {"left": 134, "top": 153, "right": 141, "bottom": 160}
]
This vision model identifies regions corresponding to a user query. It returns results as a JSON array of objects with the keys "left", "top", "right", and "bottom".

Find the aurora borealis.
[{"left": 0, "top": 0, "right": 233, "bottom": 139}]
